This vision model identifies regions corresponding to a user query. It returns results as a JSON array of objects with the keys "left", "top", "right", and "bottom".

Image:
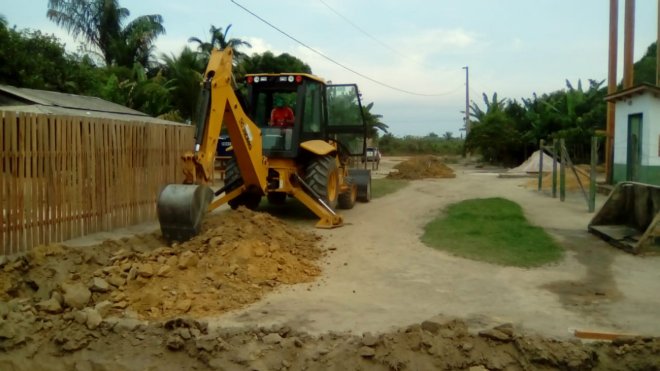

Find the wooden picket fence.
[{"left": 0, "top": 111, "right": 194, "bottom": 255}]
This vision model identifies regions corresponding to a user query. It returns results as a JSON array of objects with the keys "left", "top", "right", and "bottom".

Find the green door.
[{"left": 627, "top": 114, "right": 642, "bottom": 181}]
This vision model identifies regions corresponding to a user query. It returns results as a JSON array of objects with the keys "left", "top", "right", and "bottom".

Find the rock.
[
  {"left": 166, "top": 334, "right": 185, "bottom": 351},
  {"left": 175, "top": 299, "right": 192, "bottom": 313},
  {"left": 84, "top": 308, "right": 102, "bottom": 330},
  {"left": 36, "top": 298, "right": 63, "bottom": 314},
  {"left": 51, "top": 291, "right": 64, "bottom": 305},
  {"left": 362, "top": 332, "right": 379, "bottom": 347},
  {"left": 73, "top": 310, "right": 88, "bottom": 324},
  {"left": 479, "top": 328, "right": 512, "bottom": 342},
  {"left": 157, "top": 265, "right": 171, "bottom": 277},
  {"left": 358, "top": 346, "right": 376, "bottom": 358},
  {"left": 166, "top": 255, "right": 178, "bottom": 267},
  {"left": 494, "top": 323, "right": 514, "bottom": 337},
  {"left": 177, "top": 251, "right": 198, "bottom": 269},
  {"left": 114, "top": 318, "right": 142, "bottom": 332},
  {"left": 469, "top": 366, "right": 489, "bottom": 371},
  {"left": 262, "top": 333, "right": 283, "bottom": 344},
  {"left": 61, "top": 282, "right": 91, "bottom": 309},
  {"left": 138, "top": 263, "right": 154, "bottom": 278},
  {"left": 177, "top": 328, "right": 192, "bottom": 340},
  {"left": 0, "top": 321, "right": 16, "bottom": 339},
  {"left": 112, "top": 301, "right": 128, "bottom": 309},
  {"left": 106, "top": 274, "right": 126, "bottom": 288},
  {"left": 88, "top": 277, "right": 110, "bottom": 293},
  {"left": 293, "top": 338, "right": 304, "bottom": 347},
  {"left": 0, "top": 255, "right": 7, "bottom": 268},
  {"left": 195, "top": 334, "right": 217, "bottom": 352},
  {"left": 421, "top": 320, "right": 442, "bottom": 335},
  {"left": 94, "top": 300, "right": 113, "bottom": 318},
  {"left": 127, "top": 266, "right": 138, "bottom": 281}
]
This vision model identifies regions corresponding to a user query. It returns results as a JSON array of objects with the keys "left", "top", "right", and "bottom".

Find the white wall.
[{"left": 613, "top": 92, "right": 660, "bottom": 166}]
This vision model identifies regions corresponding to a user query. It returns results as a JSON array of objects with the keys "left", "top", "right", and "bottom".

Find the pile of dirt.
[
  {"left": 387, "top": 156, "right": 456, "bottom": 180},
  {"left": 0, "top": 207, "right": 322, "bottom": 325},
  {"left": 527, "top": 165, "right": 592, "bottom": 191}
]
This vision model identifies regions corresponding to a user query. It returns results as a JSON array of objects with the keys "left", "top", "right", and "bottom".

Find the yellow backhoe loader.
[{"left": 157, "top": 47, "right": 371, "bottom": 242}]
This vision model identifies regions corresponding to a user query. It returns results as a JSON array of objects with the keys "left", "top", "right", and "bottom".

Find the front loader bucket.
[
  {"left": 588, "top": 181, "right": 660, "bottom": 254},
  {"left": 157, "top": 184, "right": 214, "bottom": 243}
]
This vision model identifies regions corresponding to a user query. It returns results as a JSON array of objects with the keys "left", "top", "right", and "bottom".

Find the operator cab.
[{"left": 245, "top": 73, "right": 367, "bottom": 160}]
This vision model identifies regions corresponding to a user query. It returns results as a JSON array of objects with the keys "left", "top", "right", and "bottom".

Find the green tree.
[
  {"left": 633, "top": 42, "right": 657, "bottom": 86},
  {"left": 188, "top": 24, "right": 251, "bottom": 65},
  {"left": 362, "top": 102, "right": 388, "bottom": 140},
  {"left": 237, "top": 51, "right": 312, "bottom": 76},
  {"left": 47, "top": 0, "right": 165, "bottom": 67},
  {"left": 160, "top": 46, "right": 206, "bottom": 121}
]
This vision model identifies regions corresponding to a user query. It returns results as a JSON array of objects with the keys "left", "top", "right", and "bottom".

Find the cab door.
[{"left": 324, "top": 84, "right": 367, "bottom": 157}]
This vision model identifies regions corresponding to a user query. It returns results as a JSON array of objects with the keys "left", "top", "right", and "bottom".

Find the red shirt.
[{"left": 270, "top": 107, "right": 295, "bottom": 127}]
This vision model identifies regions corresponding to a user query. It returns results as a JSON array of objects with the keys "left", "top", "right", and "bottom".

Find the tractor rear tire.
[
  {"left": 337, "top": 180, "right": 357, "bottom": 209},
  {"left": 225, "top": 158, "right": 261, "bottom": 210},
  {"left": 305, "top": 155, "right": 339, "bottom": 209}
]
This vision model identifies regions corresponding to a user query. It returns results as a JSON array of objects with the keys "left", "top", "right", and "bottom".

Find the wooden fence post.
[
  {"left": 552, "top": 139, "right": 558, "bottom": 198},
  {"left": 560, "top": 138, "right": 566, "bottom": 202},
  {"left": 538, "top": 139, "right": 544, "bottom": 192},
  {"left": 589, "top": 136, "right": 598, "bottom": 213}
]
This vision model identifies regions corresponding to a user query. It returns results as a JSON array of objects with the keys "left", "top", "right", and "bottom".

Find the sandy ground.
[{"left": 215, "top": 156, "right": 660, "bottom": 339}]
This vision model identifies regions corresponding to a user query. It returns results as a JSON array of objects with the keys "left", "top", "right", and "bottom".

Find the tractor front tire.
[{"left": 337, "top": 180, "right": 357, "bottom": 209}]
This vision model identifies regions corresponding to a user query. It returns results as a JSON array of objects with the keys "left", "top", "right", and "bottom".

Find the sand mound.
[
  {"left": 527, "top": 165, "right": 592, "bottom": 191},
  {"left": 0, "top": 207, "right": 322, "bottom": 323},
  {"left": 387, "top": 156, "right": 456, "bottom": 180}
]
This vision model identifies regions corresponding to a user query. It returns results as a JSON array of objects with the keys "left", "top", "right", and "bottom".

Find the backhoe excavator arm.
[
  {"left": 183, "top": 47, "right": 267, "bottom": 189},
  {"left": 157, "top": 47, "right": 268, "bottom": 242}
]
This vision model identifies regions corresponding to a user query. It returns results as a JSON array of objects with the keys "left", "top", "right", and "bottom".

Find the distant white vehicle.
[{"left": 365, "top": 147, "right": 381, "bottom": 162}]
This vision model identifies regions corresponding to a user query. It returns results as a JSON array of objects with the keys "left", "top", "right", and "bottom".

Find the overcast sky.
[{"left": 3, "top": 0, "right": 658, "bottom": 137}]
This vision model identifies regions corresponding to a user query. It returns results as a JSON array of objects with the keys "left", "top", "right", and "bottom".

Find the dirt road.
[
  {"left": 218, "top": 157, "right": 660, "bottom": 339},
  {"left": 2, "top": 156, "right": 660, "bottom": 370}
]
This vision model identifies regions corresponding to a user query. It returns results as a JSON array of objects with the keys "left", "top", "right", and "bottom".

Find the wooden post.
[
  {"left": 538, "top": 139, "right": 544, "bottom": 192},
  {"left": 623, "top": 0, "right": 635, "bottom": 89},
  {"left": 606, "top": 0, "right": 618, "bottom": 184},
  {"left": 560, "top": 139, "right": 566, "bottom": 202},
  {"left": 589, "top": 136, "right": 598, "bottom": 212},
  {"left": 552, "top": 139, "right": 558, "bottom": 198}
]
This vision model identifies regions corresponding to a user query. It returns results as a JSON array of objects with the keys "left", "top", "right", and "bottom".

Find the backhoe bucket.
[
  {"left": 588, "top": 181, "right": 660, "bottom": 254},
  {"left": 157, "top": 184, "right": 214, "bottom": 243}
]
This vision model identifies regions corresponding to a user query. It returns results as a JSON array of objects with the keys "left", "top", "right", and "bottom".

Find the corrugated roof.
[
  {"left": 0, "top": 85, "right": 187, "bottom": 126},
  {"left": 0, "top": 85, "right": 147, "bottom": 116},
  {"left": 605, "top": 83, "right": 660, "bottom": 102}
]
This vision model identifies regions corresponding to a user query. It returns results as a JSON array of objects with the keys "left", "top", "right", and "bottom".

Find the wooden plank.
[
  {"left": 36, "top": 114, "right": 45, "bottom": 246},
  {"left": 0, "top": 112, "right": 7, "bottom": 253},
  {"left": 574, "top": 330, "right": 636, "bottom": 341},
  {"left": 9, "top": 111, "right": 18, "bottom": 253},
  {"left": 73, "top": 117, "right": 81, "bottom": 238},
  {"left": 24, "top": 113, "right": 33, "bottom": 250},
  {"left": 0, "top": 113, "right": 4, "bottom": 253},
  {"left": 54, "top": 116, "right": 62, "bottom": 243},
  {"left": 29, "top": 114, "right": 38, "bottom": 247}
]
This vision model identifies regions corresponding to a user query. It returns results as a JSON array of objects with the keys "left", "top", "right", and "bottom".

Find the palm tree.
[
  {"left": 160, "top": 47, "right": 206, "bottom": 122},
  {"left": 47, "top": 0, "right": 164, "bottom": 67},
  {"left": 362, "top": 102, "right": 388, "bottom": 139},
  {"left": 188, "top": 24, "right": 251, "bottom": 64}
]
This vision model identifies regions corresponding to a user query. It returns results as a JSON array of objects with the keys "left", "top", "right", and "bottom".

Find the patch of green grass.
[
  {"left": 372, "top": 178, "right": 409, "bottom": 199},
  {"left": 422, "top": 198, "right": 563, "bottom": 267}
]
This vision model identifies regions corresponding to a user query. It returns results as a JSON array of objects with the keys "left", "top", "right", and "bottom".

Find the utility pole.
[
  {"left": 657, "top": 0, "right": 659, "bottom": 86},
  {"left": 463, "top": 66, "right": 470, "bottom": 136},
  {"left": 623, "top": 0, "right": 635, "bottom": 89},
  {"left": 606, "top": 0, "right": 618, "bottom": 184}
]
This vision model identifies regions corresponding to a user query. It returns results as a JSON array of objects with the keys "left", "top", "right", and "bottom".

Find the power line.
[
  {"left": 317, "top": 0, "right": 407, "bottom": 60},
  {"left": 230, "top": 0, "right": 461, "bottom": 97}
]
